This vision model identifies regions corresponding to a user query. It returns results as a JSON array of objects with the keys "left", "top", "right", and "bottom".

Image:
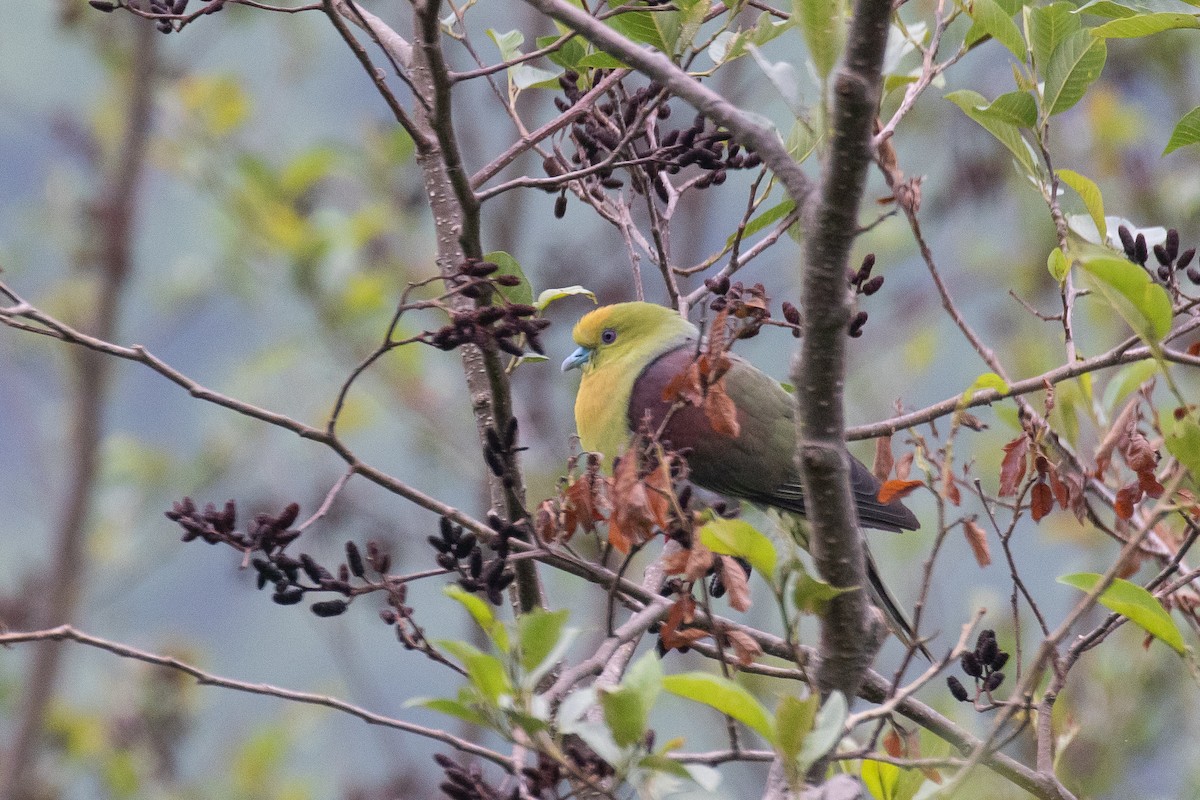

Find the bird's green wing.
[{"left": 629, "top": 345, "right": 918, "bottom": 532}]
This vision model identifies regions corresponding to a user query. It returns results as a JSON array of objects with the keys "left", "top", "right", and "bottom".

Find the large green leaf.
[
  {"left": 1165, "top": 414, "right": 1200, "bottom": 485},
  {"left": 1057, "top": 168, "right": 1106, "bottom": 242},
  {"left": 1059, "top": 573, "right": 1185, "bottom": 654},
  {"left": 797, "top": 691, "right": 847, "bottom": 768},
  {"left": 517, "top": 608, "right": 570, "bottom": 672},
  {"left": 605, "top": 10, "right": 671, "bottom": 53},
  {"left": 484, "top": 250, "right": 533, "bottom": 306},
  {"left": 445, "top": 585, "right": 510, "bottom": 654},
  {"left": 1027, "top": 2, "right": 1081, "bottom": 70},
  {"left": 965, "top": 0, "right": 1026, "bottom": 59},
  {"left": 662, "top": 672, "right": 775, "bottom": 742},
  {"left": 1077, "top": 255, "right": 1172, "bottom": 343},
  {"left": 945, "top": 90, "right": 1039, "bottom": 176},
  {"left": 981, "top": 91, "right": 1038, "bottom": 127},
  {"left": 1164, "top": 106, "right": 1200, "bottom": 155},
  {"left": 1092, "top": 12, "right": 1200, "bottom": 38},
  {"left": 1044, "top": 30, "right": 1107, "bottom": 116},
  {"left": 773, "top": 694, "right": 818, "bottom": 762},
  {"left": 439, "top": 641, "right": 514, "bottom": 702},
  {"left": 698, "top": 517, "right": 778, "bottom": 577},
  {"left": 795, "top": 0, "right": 845, "bottom": 78}
]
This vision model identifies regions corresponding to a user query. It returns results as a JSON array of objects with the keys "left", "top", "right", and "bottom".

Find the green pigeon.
[{"left": 562, "top": 301, "right": 929, "bottom": 657}]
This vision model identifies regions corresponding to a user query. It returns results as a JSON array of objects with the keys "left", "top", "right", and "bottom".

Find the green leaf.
[
  {"left": 1165, "top": 414, "right": 1200, "bottom": 485},
  {"left": 599, "top": 685, "right": 647, "bottom": 747},
  {"left": 576, "top": 52, "right": 628, "bottom": 69},
  {"left": 487, "top": 28, "right": 525, "bottom": 60},
  {"left": 483, "top": 251, "right": 534, "bottom": 306},
  {"left": 773, "top": 694, "right": 819, "bottom": 762},
  {"left": 795, "top": 0, "right": 844, "bottom": 78},
  {"left": 537, "top": 34, "right": 587, "bottom": 69},
  {"left": 1057, "top": 168, "right": 1106, "bottom": 242},
  {"left": 785, "top": 119, "right": 821, "bottom": 163},
  {"left": 1073, "top": 0, "right": 1138, "bottom": 19},
  {"left": 960, "top": 372, "right": 1010, "bottom": 405},
  {"left": 662, "top": 672, "right": 775, "bottom": 743},
  {"left": 1101, "top": 360, "right": 1158, "bottom": 412},
  {"left": 726, "top": 199, "right": 797, "bottom": 248},
  {"left": 439, "top": 641, "right": 514, "bottom": 702},
  {"left": 1164, "top": 106, "right": 1200, "bottom": 155},
  {"left": 535, "top": 285, "right": 596, "bottom": 311},
  {"left": 792, "top": 565, "right": 855, "bottom": 615},
  {"left": 981, "top": 91, "right": 1038, "bottom": 127},
  {"left": 1048, "top": 247, "right": 1070, "bottom": 282},
  {"left": 1059, "top": 573, "right": 1185, "bottom": 653},
  {"left": 445, "top": 585, "right": 510, "bottom": 653},
  {"left": 605, "top": 10, "right": 670, "bottom": 53},
  {"left": 944, "top": 90, "right": 1038, "bottom": 177},
  {"left": 1028, "top": 3, "right": 1082, "bottom": 70},
  {"left": 1077, "top": 255, "right": 1173, "bottom": 343},
  {"left": 410, "top": 697, "right": 488, "bottom": 726},
  {"left": 517, "top": 608, "right": 570, "bottom": 672},
  {"left": 798, "top": 691, "right": 847, "bottom": 768},
  {"left": 511, "top": 64, "right": 563, "bottom": 91},
  {"left": 1092, "top": 12, "right": 1200, "bottom": 38},
  {"left": 698, "top": 517, "right": 778, "bottom": 577},
  {"left": 862, "top": 759, "right": 925, "bottom": 800},
  {"left": 965, "top": 0, "right": 1027, "bottom": 60},
  {"left": 1044, "top": 30, "right": 1107, "bottom": 116},
  {"left": 746, "top": 45, "right": 804, "bottom": 117}
]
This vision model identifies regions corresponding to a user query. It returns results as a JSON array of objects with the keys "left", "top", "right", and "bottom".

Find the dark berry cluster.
[
  {"left": 1119, "top": 225, "right": 1198, "bottom": 289},
  {"left": 946, "top": 629, "right": 1009, "bottom": 704},
  {"left": 427, "top": 515, "right": 518, "bottom": 605},
  {"left": 165, "top": 497, "right": 393, "bottom": 618},
  {"left": 705, "top": 278, "right": 772, "bottom": 338},
  {"left": 483, "top": 417, "right": 524, "bottom": 488},
  {"left": 548, "top": 71, "right": 762, "bottom": 216},
  {"left": 434, "top": 753, "right": 516, "bottom": 800},
  {"left": 88, "top": 0, "right": 215, "bottom": 33},
  {"left": 847, "top": 253, "right": 884, "bottom": 338},
  {"left": 424, "top": 259, "right": 551, "bottom": 357}
]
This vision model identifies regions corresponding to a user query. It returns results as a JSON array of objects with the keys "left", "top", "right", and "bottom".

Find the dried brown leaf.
[
  {"left": 662, "top": 361, "right": 703, "bottom": 406},
  {"left": 963, "top": 519, "right": 992, "bottom": 567},
  {"left": 1115, "top": 482, "right": 1141, "bottom": 520},
  {"left": 719, "top": 555, "right": 752, "bottom": 612},
  {"left": 660, "top": 596, "right": 709, "bottom": 652},
  {"left": 873, "top": 436, "right": 894, "bottom": 483},
  {"left": 722, "top": 626, "right": 762, "bottom": 666},
  {"left": 999, "top": 435, "right": 1029, "bottom": 497},
  {"left": 1030, "top": 481, "right": 1054, "bottom": 522},
  {"left": 942, "top": 470, "right": 961, "bottom": 506},
  {"left": 704, "top": 380, "right": 742, "bottom": 438},
  {"left": 685, "top": 541, "right": 716, "bottom": 582},
  {"left": 878, "top": 479, "right": 923, "bottom": 504},
  {"left": 895, "top": 451, "right": 914, "bottom": 481}
]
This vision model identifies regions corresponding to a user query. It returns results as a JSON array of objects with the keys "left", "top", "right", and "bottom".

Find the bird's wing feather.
[{"left": 629, "top": 345, "right": 919, "bottom": 532}]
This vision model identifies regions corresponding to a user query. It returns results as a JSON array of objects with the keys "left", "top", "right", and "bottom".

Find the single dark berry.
[{"left": 947, "top": 675, "right": 969, "bottom": 702}]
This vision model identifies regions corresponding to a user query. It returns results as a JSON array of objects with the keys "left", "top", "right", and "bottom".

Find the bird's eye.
[{"left": 601, "top": 328, "right": 617, "bottom": 345}]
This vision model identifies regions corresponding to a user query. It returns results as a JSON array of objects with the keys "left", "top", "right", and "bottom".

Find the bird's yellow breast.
[{"left": 575, "top": 359, "right": 635, "bottom": 461}]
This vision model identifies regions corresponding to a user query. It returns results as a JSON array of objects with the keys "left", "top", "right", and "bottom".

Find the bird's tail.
[{"left": 864, "top": 545, "right": 932, "bottom": 660}]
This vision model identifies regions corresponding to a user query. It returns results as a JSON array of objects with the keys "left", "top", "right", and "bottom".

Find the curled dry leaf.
[
  {"left": 999, "top": 435, "right": 1029, "bottom": 497},
  {"left": 722, "top": 625, "right": 762, "bottom": 666},
  {"left": 942, "top": 469, "right": 961, "bottom": 506},
  {"left": 662, "top": 360, "right": 703, "bottom": 407},
  {"left": 703, "top": 378, "right": 741, "bottom": 438},
  {"left": 660, "top": 595, "right": 709, "bottom": 652},
  {"left": 873, "top": 435, "right": 894, "bottom": 483},
  {"left": 895, "top": 451, "right": 914, "bottom": 481},
  {"left": 963, "top": 519, "right": 992, "bottom": 567},
  {"left": 1030, "top": 480, "right": 1054, "bottom": 522},
  {"left": 718, "top": 555, "right": 752, "bottom": 612},
  {"left": 878, "top": 479, "right": 923, "bottom": 504},
  {"left": 1114, "top": 481, "right": 1142, "bottom": 521}
]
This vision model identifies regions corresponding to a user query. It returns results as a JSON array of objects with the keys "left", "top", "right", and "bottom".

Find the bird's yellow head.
[{"left": 561, "top": 302, "right": 698, "bottom": 374}]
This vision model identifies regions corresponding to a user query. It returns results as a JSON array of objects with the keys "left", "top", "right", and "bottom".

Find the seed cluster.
[
  {"left": 424, "top": 259, "right": 551, "bottom": 357},
  {"left": 847, "top": 253, "right": 884, "bottom": 338},
  {"left": 165, "top": 497, "right": 394, "bottom": 618},
  {"left": 946, "top": 629, "right": 1009, "bottom": 703},
  {"left": 1119, "top": 225, "right": 1199, "bottom": 288},
  {"left": 427, "top": 515, "right": 518, "bottom": 605},
  {"left": 549, "top": 71, "right": 762, "bottom": 216},
  {"left": 434, "top": 753, "right": 515, "bottom": 800}
]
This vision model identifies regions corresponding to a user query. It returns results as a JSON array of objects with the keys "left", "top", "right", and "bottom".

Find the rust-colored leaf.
[
  {"left": 878, "top": 479, "right": 923, "bottom": 504},
  {"left": 660, "top": 596, "right": 709, "bottom": 652},
  {"left": 662, "top": 361, "right": 703, "bottom": 406},
  {"left": 1047, "top": 464, "right": 1069, "bottom": 510},
  {"left": 661, "top": 546, "right": 691, "bottom": 575},
  {"left": 895, "top": 451, "right": 914, "bottom": 481},
  {"left": 1116, "top": 548, "right": 1144, "bottom": 580},
  {"left": 882, "top": 729, "right": 903, "bottom": 758},
  {"left": 999, "top": 435, "right": 1029, "bottom": 497},
  {"left": 1139, "top": 470, "right": 1165, "bottom": 499},
  {"left": 1114, "top": 481, "right": 1142, "bottom": 520},
  {"left": 609, "top": 453, "right": 656, "bottom": 553},
  {"left": 563, "top": 474, "right": 607, "bottom": 536},
  {"left": 535, "top": 499, "right": 560, "bottom": 543},
  {"left": 1065, "top": 473, "right": 1087, "bottom": 523},
  {"left": 963, "top": 519, "right": 992, "bottom": 567},
  {"left": 685, "top": 541, "right": 715, "bottom": 582},
  {"left": 704, "top": 379, "right": 742, "bottom": 438},
  {"left": 1030, "top": 480, "right": 1053, "bottom": 522},
  {"left": 643, "top": 460, "right": 673, "bottom": 529},
  {"left": 942, "top": 470, "right": 961, "bottom": 506},
  {"left": 873, "top": 435, "right": 895, "bottom": 483},
  {"left": 1188, "top": 341, "right": 1200, "bottom": 357},
  {"left": 1123, "top": 432, "right": 1157, "bottom": 474},
  {"left": 719, "top": 555, "right": 752, "bottom": 612},
  {"left": 722, "top": 625, "right": 762, "bottom": 666}
]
